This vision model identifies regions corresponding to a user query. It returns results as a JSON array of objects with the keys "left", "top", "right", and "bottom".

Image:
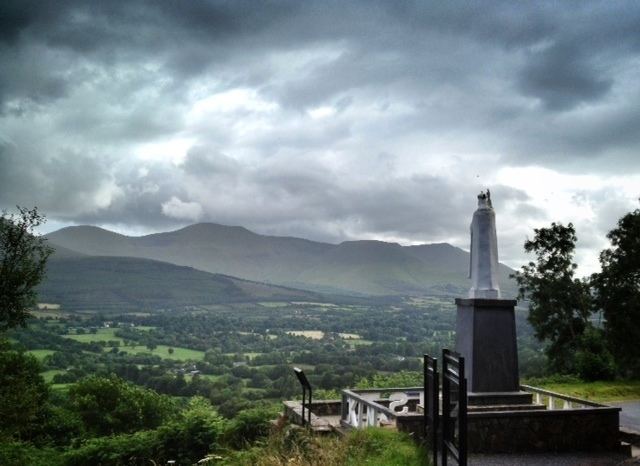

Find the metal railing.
[
  {"left": 424, "top": 354, "right": 439, "bottom": 466},
  {"left": 340, "top": 387, "right": 423, "bottom": 429},
  {"left": 442, "top": 349, "right": 467, "bottom": 466},
  {"left": 521, "top": 384, "right": 607, "bottom": 410},
  {"left": 294, "top": 367, "right": 312, "bottom": 426}
]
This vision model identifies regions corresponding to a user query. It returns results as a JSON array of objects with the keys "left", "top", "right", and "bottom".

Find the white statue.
[{"left": 468, "top": 190, "right": 501, "bottom": 299}]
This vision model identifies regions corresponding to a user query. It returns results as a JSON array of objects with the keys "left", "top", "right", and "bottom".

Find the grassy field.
[
  {"left": 533, "top": 380, "right": 640, "bottom": 402},
  {"left": 348, "top": 339, "right": 373, "bottom": 347},
  {"left": 116, "top": 344, "right": 205, "bottom": 361},
  {"left": 287, "top": 330, "right": 324, "bottom": 339},
  {"left": 27, "top": 349, "right": 56, "bottom": 361},
  {"left": 41, "top": 369, "right": 65, "bottom": 383},
  {"left": 64, "top": 328, "right": 124, "bottom": 343}
]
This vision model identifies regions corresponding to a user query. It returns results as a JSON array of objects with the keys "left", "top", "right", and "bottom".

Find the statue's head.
[{"left": 477, "top": 190, "right": 491, "bottom": 209}]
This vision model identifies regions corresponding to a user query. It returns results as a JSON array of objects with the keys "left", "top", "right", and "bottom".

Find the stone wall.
[{"left": 468, "top": 407, "right": 621, "bottom": 453}]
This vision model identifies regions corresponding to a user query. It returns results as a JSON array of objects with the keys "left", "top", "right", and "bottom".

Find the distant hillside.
[
  {"left": 38, "top": 255, "right": 321, "bottom": 310},
  {"left": 47, "top": 223, "right": 517, "bottom": 297}
]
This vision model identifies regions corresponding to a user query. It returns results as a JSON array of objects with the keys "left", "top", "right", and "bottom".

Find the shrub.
[
  {"left": 223, "top": 405, "right": 280, "bottom": 449},
  {"left": 0, "top": 441, "right": 64, "bottom": 466},
  {"left": 64, "top": 397, "right": 226, "bottom": 466}
]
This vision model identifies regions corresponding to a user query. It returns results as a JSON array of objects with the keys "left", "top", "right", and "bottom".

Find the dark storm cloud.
[
  {"left": 0, "top": 0, "right": 639, "bottom": 256},
  {"left": 518, "top": 42, "right": 613, "bottom": 111}
]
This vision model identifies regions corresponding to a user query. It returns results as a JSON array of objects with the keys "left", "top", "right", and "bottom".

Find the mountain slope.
[
  {"left": 47, "top": 224, "right": 332, "bottom": 283},
  {"left": 38, "top": 255, "right": 320, "bottom": 310},
  {"left": 46, "top": 223, "right": 517, "bottom": 297}
]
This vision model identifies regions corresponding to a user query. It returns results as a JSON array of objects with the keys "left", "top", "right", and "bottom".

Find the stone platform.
[{"left": 284, "top": 385, "right": 628, "bottom": 455}]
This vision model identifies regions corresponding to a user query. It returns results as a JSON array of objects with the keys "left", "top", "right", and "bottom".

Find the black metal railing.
[
  {"left": 423, "top": 354, "right": 439, "bottom": 466},
  {"left": 441, "top": 349, "right": 467, "bottom": 466},
  {"left": 294, "top": 367, "right": 312, "bottom": 426}
]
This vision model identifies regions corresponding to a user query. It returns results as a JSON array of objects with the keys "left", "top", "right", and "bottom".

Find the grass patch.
[
  {"left": 348, "top": 339, "right": 373, "bottom": 347},
  {"left": 259, "top": 302, "right": 290, "bottom": 308},
  {"left": 530, "top": 379, "right": 640, "bottom": 402},
  {"left": 41, "top": 369, "right": 65, "bottom": 383},
  {"left": 50, "top": 383, "right": 71, "bottom": 394},
  {"left": 116, "top": 345, "right": 205, "bottom": 361},
  {"left": 27, "top": 349, "right": 55, "bottom": 361},
  {"left": 223, "top": 426, "right": 427, "bottom": 465},
  {"left": 287, "top": 330, "right": 324, "bottom": 340},
  {"left": 64, "top": 328, "right": 124, "bottom": 344}
]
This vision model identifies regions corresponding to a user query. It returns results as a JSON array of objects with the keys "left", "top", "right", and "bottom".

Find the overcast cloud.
[{"left": 1, "top": 0, "right": 639, "bottom": 274}]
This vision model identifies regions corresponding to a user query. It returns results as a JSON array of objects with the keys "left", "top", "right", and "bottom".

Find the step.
[{"left": 469, "top": 403, "right": 546, "bottom": 412}]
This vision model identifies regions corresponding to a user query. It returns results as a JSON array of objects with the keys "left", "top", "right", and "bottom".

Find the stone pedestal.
[{"left": 455, "top": 298, "right": 520, "bottom": 395}]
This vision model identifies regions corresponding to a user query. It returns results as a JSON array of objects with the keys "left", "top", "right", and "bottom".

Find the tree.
[
  {"left": 68, "top": 375, "right": 175, "bottom": 436},
  {"left": 512, "top": 222, "right": 592, "bottom": 373},
  {"left": 0, "top": 349, "right": 49, "bottom": 440},
  {"left": 592, "top": 208, "right": 640, "bottom": 377},
  {"left": 0, "top": 207, "right": 53, "bottom": 331}
]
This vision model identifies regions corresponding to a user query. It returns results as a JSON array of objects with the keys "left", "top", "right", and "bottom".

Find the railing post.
[
  {"left": 441, "top": 349, "right": 467, "bottom": 466},
  {"left": 424, "top": 354, "right": 439, "bottom": 466},
  {"left": 294, "top": 367, "right": 312, "bottom": 427}
]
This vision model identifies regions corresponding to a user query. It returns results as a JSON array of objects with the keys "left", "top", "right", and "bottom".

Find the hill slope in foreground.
[
  {"left": 46, "top": 222, "right": 517, "bottom": 297},
  {"left": 38, "top": 255, "right": 321, "bottom": 310}
]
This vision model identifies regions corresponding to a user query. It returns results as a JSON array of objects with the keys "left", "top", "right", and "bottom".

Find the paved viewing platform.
[{"left": 283, "top": 384, "right": 638, "bottom": 462}]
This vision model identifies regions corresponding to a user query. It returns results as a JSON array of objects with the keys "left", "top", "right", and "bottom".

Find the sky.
[{"left": 1, "top": 1, "right": 639, "bottom": 275}]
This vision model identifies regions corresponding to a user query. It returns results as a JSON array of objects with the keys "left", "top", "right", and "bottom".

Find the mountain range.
[{"left": 43, "top": 223, "right": 516, "bottom": 301}]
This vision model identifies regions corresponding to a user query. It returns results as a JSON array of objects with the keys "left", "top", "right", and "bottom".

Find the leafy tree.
[
  {"left": 64, "top": 397, "right": 226, "bottom": 466},
  {"left": 574, "top": 327, "right": 615, "bottom": 381},
  {"left": 592, "top": 208, "right": 640, "bottom": 377},
  {"left": 0, "top": 207, "right": 53, "bottom": 331},
  {"left": 68, "top": 375, "right": 175, "bottom": 436},
  {"left": 0, "top": 349, "right": 49, "bottom": 440},
  {"left": 512, "top": 222, "right": 592, "bottom": 373}
]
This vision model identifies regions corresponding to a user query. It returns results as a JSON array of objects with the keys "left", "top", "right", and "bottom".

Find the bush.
[
  {"left": 223, "top": 405, "right": 280, "bottom": 449},
  {"left": 0, "top": 441, "right": 64, "bottom": 466},
  {"left": 219, "top": 425, "right": 428, "bottom": 466},
  {"left": 0, "top": 351, "right": 48, "bottom": 440},
  {"left": 64, "top": 429, "right": 162, "bottom": 466},
  {"left": 68, "top": 374, "right": 175, "bottom": 436},
  {"left": 355, "top": 371, "right": 422, "bottom": 389},
  {"left": 64, "top": 397, "right": 226, "bottom": 466},
  {"left": 574, "top": 328, "right": 615, "bottom": 381}
]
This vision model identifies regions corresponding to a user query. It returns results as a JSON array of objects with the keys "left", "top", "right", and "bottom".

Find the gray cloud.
[
  {"left": 518, "top": 42, "right": 612, "bottom": 111},
  {"left": 0, "top": 0, "right": 639, "bottom": 272}
]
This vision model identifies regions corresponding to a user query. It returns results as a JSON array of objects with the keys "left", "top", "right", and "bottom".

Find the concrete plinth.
[{"left": 455, "top": 298, "right": 519, "bottom": 394}]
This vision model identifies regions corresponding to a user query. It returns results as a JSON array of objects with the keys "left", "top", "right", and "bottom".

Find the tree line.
[{"left": 513, "top": 206, "right": 640, "bottom": 379}]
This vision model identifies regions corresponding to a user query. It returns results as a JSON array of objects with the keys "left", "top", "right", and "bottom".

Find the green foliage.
[
  {"left": 223, "top": 405, "right": 280, "bottom": 449},
  {"left": 574, "top": 327, "right": 615, "bottom": 381},
  {"left": 525, "top": 377, "right": 640, "bottom": 402},
  {"left": 512, "top": 222, "right": 592, "bottom": 373},
  {"left": 0, "top": 207, "right": 53, "bottom": 331},
  {"left": 155, "top": 397, "right": 226, "bottom": 464},
  {"left": 343, "top": 428, "right": 427, "bottom": 466},
  {"left": 356, "top": 371, "right": 422, "bottom": 389},
  {"left": 592, "top": 208, "right": 640, "bottom": 377},
  {"left": 0, "top": 350, "right": 48, "bottom": 440},
  {"left": 221, "top": 425, "right": 428, "bottom": 466},
  {"left": 68, "top": 374, "right": 175, "bottom": 436},
  {"left": 0, "top": 441, "right": 64, "bottom": 466},
  {"left": 63, "top": 428, "right": 162, "bottom": 466},
  {"left": 64, "top": 397, "right": 225, "bottom": 466}
]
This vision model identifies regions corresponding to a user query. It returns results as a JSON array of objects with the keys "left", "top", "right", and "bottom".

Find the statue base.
[{"left": 455, "top": 298, "right": 520, "bottom": 393}]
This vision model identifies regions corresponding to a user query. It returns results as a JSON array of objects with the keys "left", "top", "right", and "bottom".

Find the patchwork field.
[
  {"left": 27, "top": 349, "right": 56, "bottom": 361},
  {"left": 64, "top": 328, "right": 124, "bottom": 343},
  {"left": 115, "top": 344, "right": 205, "bottom": 361}
]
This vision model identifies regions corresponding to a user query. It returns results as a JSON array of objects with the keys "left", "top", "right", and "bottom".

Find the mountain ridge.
[{"left": 46, "top": 222, "right": 517, "bottom": 297}]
